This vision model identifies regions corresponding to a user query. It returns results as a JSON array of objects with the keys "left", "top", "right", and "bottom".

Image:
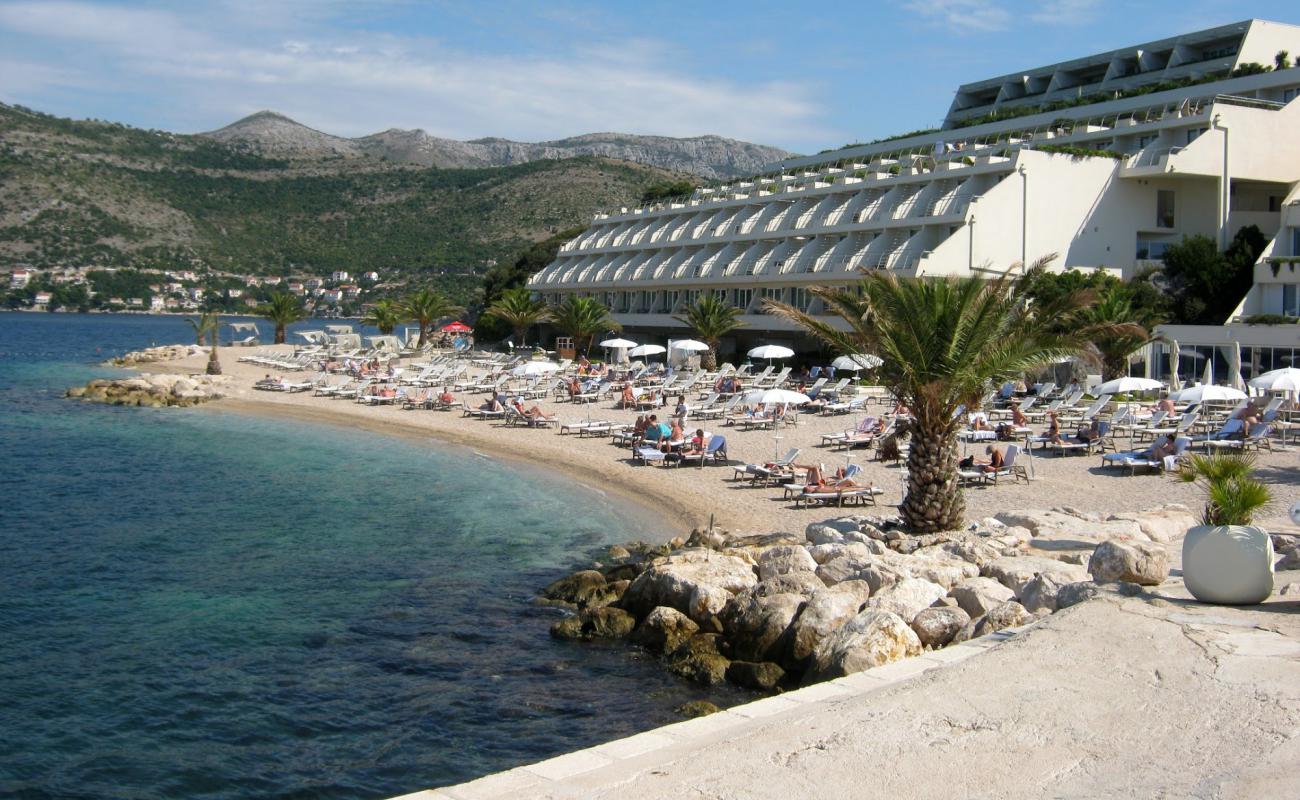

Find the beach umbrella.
[
  {"left": 1201, "top": 357, "right": 1214, "bottom": 388},
  {"left": 599, "top": 337, "right": 638, "bottom": 348},
  {"left": 1093, "top": 376, "right": 1164, "bottom": 395},
  {"left": 629, "top": 344, "right": 667, "bottom": 358},
  {"left": 670, "top": 339, "right": 711, "bottom": 352},
  {"left": 440, "top": 321, "right": 472, "bottom": 333},
  {"left": 511, "top": 361, "right": 561, "bottom": 377},
  {"left": 1171, "top": 384, "right": 1248, "bottom": 404},
  {"left": 1167, "top": 340, "right": 1181, "bottom": 391},
  {"left": 742, "top": 388, "right": 811, "bottom": 406},
  {"left": 748, "top": 345, "right": 795, "bottom": 360},
  {"left": 1250, "top": 368, "right": 1300, "bottom": 392},
  {"left": 832, "top": 354, "right": 882, "bottom": 372},
  {"left": 1228, "top": 341, "right": 1245, "bottom": 391}
]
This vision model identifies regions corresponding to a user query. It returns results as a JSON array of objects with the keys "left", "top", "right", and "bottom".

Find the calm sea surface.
[{"left": 0, "top": 313, "right": 738, "bottom": 800}]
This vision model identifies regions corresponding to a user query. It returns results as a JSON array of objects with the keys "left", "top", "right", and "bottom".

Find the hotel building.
[{"left": 528, "top": 20, "right": 1300, "bottom": 372}]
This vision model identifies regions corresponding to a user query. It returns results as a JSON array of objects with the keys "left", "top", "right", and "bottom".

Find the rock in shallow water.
[{"left": 629, "top": 606, "right": 699, "bottom": 655}]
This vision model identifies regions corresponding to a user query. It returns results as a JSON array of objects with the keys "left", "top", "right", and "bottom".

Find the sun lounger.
[
  {"left": 633, "top": 446, "right": 668, "bottom": 466},
  {"left": 733, "top": 448, "right": 801, "bottom": 485},
  {"left": 677, "top": 435, "right": 728, "bottom": 467},
  {"left": 795, "top": 485, "right": 881, "bottom": 509},
  {"left": 1101, "top": 436, "right": 1192, "bottom": 474}
]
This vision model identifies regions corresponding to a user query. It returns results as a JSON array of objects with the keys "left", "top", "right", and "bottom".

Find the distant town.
[{"left": 2, "top": 266, "right": 393, "bottom": 316}]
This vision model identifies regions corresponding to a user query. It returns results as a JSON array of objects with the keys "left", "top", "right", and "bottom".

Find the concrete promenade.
[{"left": 400, "top": 572, "right": 1300, "bottom": 799}]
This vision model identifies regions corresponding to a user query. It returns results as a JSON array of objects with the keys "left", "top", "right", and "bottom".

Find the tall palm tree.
[
  {"left": 363, "top": 299, "right": 406, "bottom": 335},
  {"left": 187, "top": 312, "right": 222, "bottom": 375},
  {"left": 404, "top": 289, "right": 462, "bottom": 347},
  {"left": 766, "top": 260, "right": 1084, "bottom": 533},
  {"left": 259, "top": 292, "right": 306, "bottom": 344},
  {"left": 1069, "top": 283, "right": 1163, "bottom": 380},
  {"left": 550, "top": 296, "right": 620, "bottom": 356},
  {"left": 483, "top": 287, "right": 552, "bottom": 346},
  {"left": 673, "top": 294, "right": 745, "bottom": 370}
]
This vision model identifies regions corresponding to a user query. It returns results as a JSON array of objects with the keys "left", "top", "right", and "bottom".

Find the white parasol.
[
  {"left": 629, "top": 344, "right": 667, "bottom": 357},
  {"left": 748, "top": 344, "right": 795, "bottom": 360},
  {"left": 599, "top": 338, "right": 638, "bottom": 348},
  {"left": 511, "top": 361, "right": 561, "bottom": 376},
  {"left": 1093, "top": 376, "right": 1164, "bottom": 395},
  {"left": 670, "top": 339, "right": 711, "bottom": 352},
  {"left": 832, "top": 354, "right": 882, "bottom": 371},
  {"left": 742, "top": 388, "right": 811, "bottom": 406},
  {"left": 1250, "top": 368, "right": 1300, "bottom": 392},
  {"left": 1171, "top": 384, "right": 1248, "bottom": 403}
]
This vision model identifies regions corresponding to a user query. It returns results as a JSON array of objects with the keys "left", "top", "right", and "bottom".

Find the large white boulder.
[
  {"left": 811, "top": 609, "right": 921, "bottom": 678},
  {"left": 621, "top": 548, "right": 757, "bottom": 624},
  {"left": 911, "top": 606, "right": 971, "bottom": 649},
  {"left": 757, "top": 545, "right": 819, "bottom": 581},
  {"left": 1088, "top": 540, "right": 1170, "bottom": 586},
  {"left": 867, "top": 577, "right": 948, "bottom": 623},
  {"left": 983, "top": 556, "right": 1088, "bottom": 596},
  {"left": 949, "top": 577, "right": 1016, "bottom": 618},
  {"left": 789, "top": 581, "right": 872, "bottom": 662}
]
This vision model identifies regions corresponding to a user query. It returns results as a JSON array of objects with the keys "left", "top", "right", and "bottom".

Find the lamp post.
[
  {"left": 1212, "top": 114, "right": 1230, "bottom": 248},
  {"left": 1018, "top": 165, "right": 1028, "bottom": 269},
  {"left": 968, "top": 215, "right": 976, "bottom": 272}
]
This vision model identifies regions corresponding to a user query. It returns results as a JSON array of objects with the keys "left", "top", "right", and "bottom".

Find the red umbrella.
[{"left": 440, "top": 321, "right": 472, "bottom": 332}]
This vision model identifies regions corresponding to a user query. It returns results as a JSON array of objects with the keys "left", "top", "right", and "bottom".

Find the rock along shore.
[
  {"left": 542, "top": 504, "right": 1196, "bottom": 695},
  {"left": 66, "top": 373, "right": 229, "bottom": 407},
  {"left": 109, "top": 344, "right": 205, "bottom": 366}
]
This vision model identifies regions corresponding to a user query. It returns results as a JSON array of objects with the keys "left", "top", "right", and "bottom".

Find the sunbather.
[
  {"left": 480, "top": 393, "right": 504, "bottom": 413},
  {"left": 659, "top": 419, "right": 685, "bottom": 453},
  {"left": 793, "top": 463, "right": 863, "bottom": 493},
  {"left": 620, "top": 383, "right": 636, "bottom": 408},
  {"left": 960, "top": 445, "right": 1004, "bottom": 473},
  {"left": 438, "top": 387, "right": 455, "bottom": 405}
]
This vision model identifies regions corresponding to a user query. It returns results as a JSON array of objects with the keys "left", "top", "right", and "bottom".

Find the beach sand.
[{"left": 158, "top": 347, "right": 1299, "bottom": 538}]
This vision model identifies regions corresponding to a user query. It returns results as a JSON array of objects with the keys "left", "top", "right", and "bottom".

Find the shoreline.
[{"left": 211, "top": 396, "right": 697, "bottom": 540}]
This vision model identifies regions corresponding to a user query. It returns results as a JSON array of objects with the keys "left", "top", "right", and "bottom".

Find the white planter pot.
[{"left": 1181, "top": 524, "right": 1274, "bottom": 605}]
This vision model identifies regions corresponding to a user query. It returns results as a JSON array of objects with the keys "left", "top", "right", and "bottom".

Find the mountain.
[
  {"left": 203, "top": 111, "right": 792, "bottom": 179},
  {"left": 0, "top": 103, "right": 693, "bottom": 299}
]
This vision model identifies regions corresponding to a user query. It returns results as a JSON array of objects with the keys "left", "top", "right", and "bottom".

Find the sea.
[{"left": 0, "top": 312, "right": 741, "bottom": 800}]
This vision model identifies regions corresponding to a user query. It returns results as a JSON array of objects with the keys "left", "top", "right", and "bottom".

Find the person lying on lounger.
[
  {"left": 481, "top": 393, "right": 504, "bottom": 412},
  {"left": 1148, "top": 433, "right": 1178, "bottom": 460},
  {"left": 791, "top": 463, "right": 862, "bottom": 492},
  {"left": 512, "top": 400, "right": 554, "bottom": 421}
]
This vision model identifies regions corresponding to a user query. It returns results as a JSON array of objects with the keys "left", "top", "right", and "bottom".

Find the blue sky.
[{"left": 0, "top": 1, "right": 1297, "bottom": 153}]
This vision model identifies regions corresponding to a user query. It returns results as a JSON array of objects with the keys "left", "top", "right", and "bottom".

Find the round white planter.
[{"left": 1181, "top": 524, "right": 1274, "bottom": 605}]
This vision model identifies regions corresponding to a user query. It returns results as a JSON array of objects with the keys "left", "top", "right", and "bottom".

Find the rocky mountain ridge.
[{"left": 203, "top": 111, "right": 793, "bottom": 179}]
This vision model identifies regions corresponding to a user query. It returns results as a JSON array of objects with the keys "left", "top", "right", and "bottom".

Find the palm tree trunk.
[
  {"left": 514, "top": 324, "right": 527, "bottom": 347},
  {"left": 206, "top": 331, "right": 222, "bottom": 375},
  {"left": 275, "top": 323, "right": 286, "bottom": 345},
  {"left": 900, "top": 419, "right": 964, "bottom": 532},
  {"left": 703, "top": 346, "right": 717, "bottom": 371},
  {"left": 417, "top": 323, "right": 428, "bottom": 348}
]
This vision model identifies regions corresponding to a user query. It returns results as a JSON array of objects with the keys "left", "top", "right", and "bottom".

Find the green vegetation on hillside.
[{"left": 0, "top": 103, "right": 683, "bottom": 299}]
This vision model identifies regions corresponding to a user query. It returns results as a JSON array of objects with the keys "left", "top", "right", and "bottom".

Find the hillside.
[
  {"left": 204, "top": 111, "right": 792, "bottom": 179},
  {"left": 0, "top": 103, "right": 689, "bottom": 290}
]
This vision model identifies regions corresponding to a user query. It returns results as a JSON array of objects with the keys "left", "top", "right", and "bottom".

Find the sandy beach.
[{"left": 144, "top": 346, "right": 1299, "bottom": 538}]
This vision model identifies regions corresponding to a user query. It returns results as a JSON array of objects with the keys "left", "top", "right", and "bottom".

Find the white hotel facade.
[{"left": 529, "top": 20, "right": 1300, "bottom": 376}]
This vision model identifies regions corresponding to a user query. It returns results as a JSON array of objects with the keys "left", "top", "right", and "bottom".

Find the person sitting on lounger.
[
  {"left": 577, "top": 355, "right": 590, "bottom": 374},
  {"left": 1156, "top": 395, "right": 1176, "bottom": 414},
  {"left": 481, "top": 393, "right": 504, "bottom": 413},
  {"left": 660, "top": 419, "right": 685, "bottom": 453},
  {"left": 567, "top": 377, "right": 583, "bottom": 398},
  {"left": 969, "top": 411, "right": 990, "bottom": 431},
  {"left": 1045, "top": 412, "right": 1064, "bottom": 444},
  {"left": 682, "top": 428, "right": 708, "bottom": 456},
  {"left": 997, "top": 407, "right": 1028, "bottom": 440},
  {"left": 1149, "top": 433, "right": 1178, "bottom": 460},
  {"left": 643, "top": 414, "right": 668, "bottom": 443},
  {"left": 632, "top": 414, "right": 649, "bottom": 441},
  {"left": 438, "top": 387, "right": 455, "bottom": 405},
  {"left": 619, "top": 383, "right": 636, "bottom": 408},
  {"left": 960, "top": 445, "right": 1004, "bottom": 473},
  {"left": 1075, "top": 418, "right": 1102, "bottom": 444}
]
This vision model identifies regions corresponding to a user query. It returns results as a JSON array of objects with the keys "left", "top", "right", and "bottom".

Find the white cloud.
[
  {"left": 1028, "top": 0, "right": 1102, "bottom": 25},
  {"left": 903, "top": 0, "right": 1013, "bottom": 33},
  {"left": 0, "top": 1, "right": 830, "bottom": 148}
]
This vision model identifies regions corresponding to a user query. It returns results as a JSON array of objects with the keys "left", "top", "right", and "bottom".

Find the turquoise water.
[{"left": 0, "top": 313, "right": 735, "bottom": 799}]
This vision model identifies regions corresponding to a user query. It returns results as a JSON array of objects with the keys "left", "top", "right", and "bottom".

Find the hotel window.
[
  {"left": 1186, "top": 127, "right": 1207, "bottom": 145},
  {"left": 791, "top": 288, "right": 811, "bottom": 310},
  {"left": 1285, "top": 88, "right": 1298, "bottom": 103},
  {"left": 1292, "top": 228, "right": 1300, "bottom": 256},
  {"left": 762, "top": 287, "right": 784, "bottom": 304},
  {"left": 665, "top": 291, "right": 679, "bottom": 311},
  {"left": 1268, "top": 195, "right": 1282, "bottom": 213},
  {"left": 733, "top": 288, "right": 754, "bottom": 310},
  {"left": 1283, "top": 285, "right": 1299, "bottom": 316},
  {"left": 684, "top": 290, "right": 699, "bottom": 307},
  {"left": 1156, "top": 190, "right": 1176, "bottom": 229}
]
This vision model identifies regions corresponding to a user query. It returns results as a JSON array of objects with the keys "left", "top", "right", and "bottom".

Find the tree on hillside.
[
  {"left": 550, "top": 296, "right": 620, "bottom": 356},
  {"left": 404, "top": 289, "right": 463, "bottom": 347},
  {"left": 363, "top": 299, "right": 406, "bottom": 335},
  {"left": 766, "top": 258, "right": 1085, "bottom": 533},
  {"left": 258, "top": 292, "right": 306, "bottom": 344},
  {"left": 483, "top": 287, "right": 552, "bottom": 347},
  {"left": 673, "top": 294, "right": 745, "bottom": 370}
]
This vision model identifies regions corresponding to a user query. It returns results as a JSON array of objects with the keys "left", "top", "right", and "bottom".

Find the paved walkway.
[{"left": 402, "top": 572, "right": 1300, "bottom": 800}]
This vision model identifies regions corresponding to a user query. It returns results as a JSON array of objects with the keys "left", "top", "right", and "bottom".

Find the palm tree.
[
  {"left": 404, "top": 289, "right": 462, "bottom": 347},
  {"left": 483, "top": 287, "right": 551, "bottom": 346},
  {"left": 363, "top": 299, "right": 406, "bottom": 335},
  {"left": 1069, "top": 283, "right": 1163, "bottom": 380},
  {"left": 187, "top": 312, "right": 222, "bottom": 375},
  {"left": 259, "top": 292, "right": 306, "bottom": 344},
  {"left": 674, "top": 294, "right": 744, "bottom": 370},
  {"left": 550, "top": 296, "right": 620, "bottom": 356},
  {"left": 766, "top": 260, "right": 1084, "bottom": 533}
]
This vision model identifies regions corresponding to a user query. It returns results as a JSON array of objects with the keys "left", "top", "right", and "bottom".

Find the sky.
[{"left": 1, "top": 0, "right": 1297, "bottom": 154}]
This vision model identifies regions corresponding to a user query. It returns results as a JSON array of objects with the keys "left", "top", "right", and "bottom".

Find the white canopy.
[
  {"left": 1250, "top": 368, "right": 1300, "bottom": 392},
  {"left": 630, "top": 344, "right": 667, "bottom": 357},
  {"left": 670, "top": 339, "right": 711, "bottom": 352},
  {"left": 1171, "top": 384, "right": 1248, "bottom": 403},
  {"left": 1093, "top": 376, "right": 1164, "bottom": 395},
  {"left": 332, "top": 333, "right": 362, "bottom": 349},
  {"left": 742, "top": 388, "right": 811, "bottom": 406},
  {"left": 748, "top": 345, "right": 795, "bottom": 360},
  {"left": 368, "top": 335, "right": 402, "bottom": 351},
  {"left": 325, "top": 324, "right": 354, "bottom": 335},
  {"left": 511, "top": 361, "right": 561, "bottom": 376},
  {"left": 227, "top": 322, "right": 259, "bottom": 333},
  {"left": 832, "top": 354, "right": 882, "bottom": 371},
  {"left": 295, "top": 330, "right": 327, "bottom": 344},
  {"left": 599, "top": 337, "right": 638, "bottom": 349}
]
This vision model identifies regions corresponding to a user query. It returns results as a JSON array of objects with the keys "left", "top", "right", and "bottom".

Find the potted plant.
[{"left": 1175, "top": 452, "right": 1275, "bottom": 605}]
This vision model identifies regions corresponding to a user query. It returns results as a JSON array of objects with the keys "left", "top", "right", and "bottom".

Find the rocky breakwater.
[
  {"left": 109, "top": 344, "right": 204, "bottom": 366},
  {"left": 541, "top": 504, "right": 1196, "bottom": 695},
  {"left": 66, "top": 373, "right": 229, "bottom": 407}
]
